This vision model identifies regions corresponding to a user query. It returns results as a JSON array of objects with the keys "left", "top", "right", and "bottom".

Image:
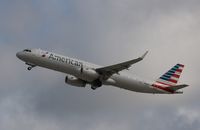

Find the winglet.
[{"left": 141, "top": 51, "right": 149, "bottom": 59}]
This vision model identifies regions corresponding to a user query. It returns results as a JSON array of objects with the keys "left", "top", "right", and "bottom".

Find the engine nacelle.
[
  {"left": 65, "top": 75, "right": 86, "bottom": 87},
  {"left": 80, "top": 68, "right": 100, "bottom": 82}
]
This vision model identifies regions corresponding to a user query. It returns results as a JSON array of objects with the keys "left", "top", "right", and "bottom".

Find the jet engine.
[
  {"left": 80, "top": 68, "right": 100, "bottom": 82},
  {"left": 65, "top": 75, "right": 86, "bottom": 87}
]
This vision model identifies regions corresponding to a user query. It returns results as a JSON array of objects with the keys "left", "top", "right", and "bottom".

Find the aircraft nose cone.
[{"left": 16, "top": 52, "right": 23, "bottom": 59}]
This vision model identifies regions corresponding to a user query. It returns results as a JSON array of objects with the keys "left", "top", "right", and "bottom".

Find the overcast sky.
[{"left": 0, "top": 0, "right": 200, "bottom": 130}]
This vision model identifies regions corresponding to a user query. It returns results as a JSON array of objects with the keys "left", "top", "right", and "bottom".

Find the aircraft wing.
[{"left": 96, "top": 51, "right": 148, "bottom": 78}]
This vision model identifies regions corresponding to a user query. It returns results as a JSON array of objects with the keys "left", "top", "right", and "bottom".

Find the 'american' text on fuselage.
[{"left": 48, "top": 53, "right": 83, "bottom": 67}]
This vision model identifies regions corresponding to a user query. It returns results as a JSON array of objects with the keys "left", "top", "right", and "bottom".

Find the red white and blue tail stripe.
[
  {"left": 152, "top": 64, "right": 186, "bottom": 93},
  {"left": 156, "top": 64, "right": 184, "bottom": 86}
]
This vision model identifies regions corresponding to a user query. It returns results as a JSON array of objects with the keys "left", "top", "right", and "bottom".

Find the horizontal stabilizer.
[{"left": 167, "top": 84, "right": 189, "bottom": 91}]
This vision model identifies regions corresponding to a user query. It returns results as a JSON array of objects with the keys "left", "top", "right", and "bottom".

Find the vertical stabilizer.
[{"left": 155, "top": 64, "right": 185, "bottom": 86}]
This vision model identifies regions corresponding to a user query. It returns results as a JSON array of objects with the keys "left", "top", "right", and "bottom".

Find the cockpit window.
[{"left": 23, "top": 49, "right": 31, "bottom": 52}]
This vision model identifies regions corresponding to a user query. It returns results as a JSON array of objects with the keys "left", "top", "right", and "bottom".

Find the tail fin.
[{"left": 156, "top": 64, "right": 185, "bottom": 86}]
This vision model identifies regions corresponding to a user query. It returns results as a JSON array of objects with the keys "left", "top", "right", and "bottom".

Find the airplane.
[{"left": 16, "top": 48, "right": 189, "bottom": 94}]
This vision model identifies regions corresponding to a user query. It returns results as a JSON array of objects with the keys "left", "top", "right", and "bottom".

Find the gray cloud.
[{"left": 0, "top": 0, "right": 200, "bottom": 129}]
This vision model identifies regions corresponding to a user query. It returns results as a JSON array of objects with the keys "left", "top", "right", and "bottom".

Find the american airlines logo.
[{"left": 48, "top": 53, "right": 83, "bottom": 67}]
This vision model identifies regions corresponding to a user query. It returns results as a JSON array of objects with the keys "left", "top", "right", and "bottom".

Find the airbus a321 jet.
[{"left": 16, "top": 49, "right": 188, "bottom": 94}]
